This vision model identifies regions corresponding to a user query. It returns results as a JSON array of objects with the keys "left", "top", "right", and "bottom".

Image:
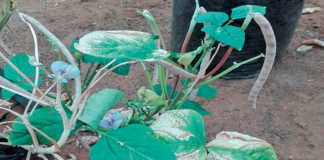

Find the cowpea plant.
[{"left": 0, "top": 0, "right": 278, "bottom": 159}]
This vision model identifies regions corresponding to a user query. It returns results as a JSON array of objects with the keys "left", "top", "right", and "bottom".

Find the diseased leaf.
[
  {"left": 231, "top": 5, "right": 266, "bottom": 20},
  {"left": 78, "top": 89, "right": 124, "bottom": 128},
  {"left": 150, "top": 109, "right": 207, "bottom": 158},
  {"left": 197, "top": 84, "right": 217, "bottom": 99},
  {"left": 195, "top": 12, "right": 229, "bottom": 26},
  {"left": 74, "top": 30, "right": 169, "bottom": 61},
  {"left": 207, "top": 131, "right": 278, "bottom": 160},
  {"left": 90, "top": 124, "right": 176, "bottom": 160},
  {"left": 202, "top": 25, "right": 245, "bottom": 50}
]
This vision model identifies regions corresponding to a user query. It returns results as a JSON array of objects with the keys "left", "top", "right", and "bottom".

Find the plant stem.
[
  {"left": 169, "top": 0, "right": 201, "bottom": 104},
  {"left": 0, "top": 76, "right": 52, "bottom": 106},
  {"left": 158, "top": 65, "right": 167, "bottom": 100},
  {"left": 140, "top": 62, "right": 154, "bottom": 91},
  {"left": 20, "top": 15, "right": 41, "bottom": 116},
  {"left": 167, "top": 75, "right": 179, "bottom": 104},
  {"left": 196, "top": 54, "right": 265, "bottom": 88},
  {"left": 82, "top": 64, "right": 101, "bottom": 92},
  {"left": 0, "top": 46, "right": 45, "bottom": 96},
  {"left": 18, "top": 13, "right": 82, "bottom": 111},
  {"left": 201, "top": 14, "right": 254, "bottom": 80},
  {"left": 83, "top": 63, "right": 95, "bottom": 84},
  {"left": 202, "top": 47, "right": 233, "bottom": 80},
  {"left": 63, "top": 84, "right": 72, "bottom": 102}
]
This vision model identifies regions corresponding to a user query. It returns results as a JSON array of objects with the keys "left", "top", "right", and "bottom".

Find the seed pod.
[{"left": 248, "top": 13, "right": 277, "bottom": 108}]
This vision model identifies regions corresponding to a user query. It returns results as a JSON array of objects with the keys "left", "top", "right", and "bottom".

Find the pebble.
[
  {"left": 296, "top": 45, "right": 313, "bottom": 53},
  {"left": 302, "top": 7, "right": 322, "bottom": 14}
]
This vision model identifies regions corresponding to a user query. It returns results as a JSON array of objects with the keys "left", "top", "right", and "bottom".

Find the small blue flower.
[
  {"left": 49, "top": 61, "right": 80, "bottom": 83},
  {"left": 99, "top": 112, "right": 123, "bottom": 130}
]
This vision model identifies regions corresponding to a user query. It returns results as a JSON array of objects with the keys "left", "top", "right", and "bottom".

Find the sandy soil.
[{"left": 0, "top": 0, "right": 323, "bottom": 159}]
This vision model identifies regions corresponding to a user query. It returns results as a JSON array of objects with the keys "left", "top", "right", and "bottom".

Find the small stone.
[
  {"left": 77, "top": 135, "right": 98, "bottom": 149},
  {"left": 302, "top": 7, "right": 322, "bottom": 14},
  {"left": 296, "top": 45, "right": 313, "bottom": 53}
]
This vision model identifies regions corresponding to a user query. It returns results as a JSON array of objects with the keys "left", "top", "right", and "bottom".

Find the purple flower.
[
  {"left": 99, "top": 112, "right": 123, "bottom": 130},
  {"left": 49, "top": 61, "right": 80, "bottom": 83}
]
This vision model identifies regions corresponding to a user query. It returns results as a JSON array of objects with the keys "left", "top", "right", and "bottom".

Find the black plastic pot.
[
  {"left": 171, "top": 0, "right": 304, "bottom": 79},
  {"left": 0, "top": 138, "right": 47, "bottom": 160}
]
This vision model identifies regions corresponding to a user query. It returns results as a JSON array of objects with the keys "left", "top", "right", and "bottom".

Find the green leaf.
[
  {"left": 83, "top": 55, "right": 131, "bottom": 76},
  {"left": 2, "top": 54, "right": 44, "bottom": 100},
  {"left": 195, "top": 12, "right": 229, "bottom": 26},
  {"left": 153, "top": 84, "right": 178, "bottom": 99},
  {"left": 202, "top": 25, "right": 245, "bottom": 50},
  {"left": 74, "top": 30, "right": 169, "bottom": 61},
  {"left": 197, "top": 84, "right": 217, "bottom": 99},
  {"left": 1, "top": 88, "right": 15, "bottom": 100},
  {"left": 90, "top": 124, "right": 176, "bottom": 160},
  {"left": 231, "top": 5, "right": 266, "bottom": 20},
  {"left": 207, "top": 131, "right": 278, "bottom": 160},
  {"left": 9, "top": 107, "right": 72, "bottom": 145},
  {"left": 150, "top": 109, "right": 207, "bottom": 158},
  {"left": 78, "top": 89, "right": 124, "bottom": 128},
  {"left": 4, "top": 54, "right": 44, "bottom": 82},
  {"left": 181, "top": 100, "right": 210, "bottom": 116}
]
